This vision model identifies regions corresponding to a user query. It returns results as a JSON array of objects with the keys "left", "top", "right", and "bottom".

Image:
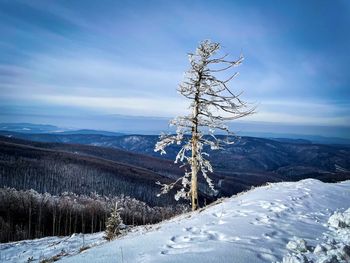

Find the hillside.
[
  {"left": 1, "top": 179, "right": 349, "bottom": 263},
  {"left": 0, "top": 137, "right": 182, "bottom": 206},
  {"left": 1, "top": 132, "right": 349, "bottom": 196},
  {"left": 2, "top": 131, "right": 349, "bottom": 177}
]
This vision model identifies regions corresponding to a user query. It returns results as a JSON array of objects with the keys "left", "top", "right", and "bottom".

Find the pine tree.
[
  {"left": 104, "top": 202, "right": 123, "bottom": 241},
  {"left": 155, "top": 40, "right": 255, "bottom": 211}
]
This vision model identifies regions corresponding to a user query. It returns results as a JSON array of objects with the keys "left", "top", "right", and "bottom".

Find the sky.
[{"left": 0, "top": 0, "right": 349, "bottom": 137}]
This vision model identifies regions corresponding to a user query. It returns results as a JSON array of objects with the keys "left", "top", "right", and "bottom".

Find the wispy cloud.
[{"left": 0, "top": 0, "right": 349, "bottom": 134}]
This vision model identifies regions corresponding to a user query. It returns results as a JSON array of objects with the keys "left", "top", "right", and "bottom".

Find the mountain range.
[
  {"left": 1, "top": 123, "right": 349, "bottom": 207},
  {"left": 1, "top": 122, "right": 350, "bottom": 145}
]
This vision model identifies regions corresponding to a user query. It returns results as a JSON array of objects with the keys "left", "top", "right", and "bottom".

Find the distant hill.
[
  {"left": 1, "top": 132, "right": 349, "bottom": 199},
  {"left": 2, "top": 131, "right": 349, "bottom": 174},
  {"left": 0, "top": 123, "right": 61, "bottom": 133},
  {"left": 58, "top": 129, "right": 124, "bottom": 136},
  {"left": 0, "top": 123, "right": 124, "bottom": 136},
  {"left": 269, "top": 137, "right": 312, "bottom": 144},
  {"left": 1, "top": 122, "right": 350, "bottom": 145}
]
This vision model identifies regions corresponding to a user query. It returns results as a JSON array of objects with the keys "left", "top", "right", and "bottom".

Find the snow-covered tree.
[
  {"left": 104, "top": 202, "right": 123, "bottom": 241},
  {"left": 155, "top": 40, "right": 255, "bottom": 211}
]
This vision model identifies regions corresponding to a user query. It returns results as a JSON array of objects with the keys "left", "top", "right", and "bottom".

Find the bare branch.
[{"left": 154, "top": 40, "right": 256, "bottom": 208}]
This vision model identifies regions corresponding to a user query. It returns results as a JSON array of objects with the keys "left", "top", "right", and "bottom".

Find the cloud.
[
  {"left": 247, "top": 100, "right": 350, "bottom": 125},
  {"left": 0, "top": 53, "right": 183, "bottom": 96},
  {"left": 33, "top": 94, "right": 189, "bottom": 116},
  {"left": 246, "top": 111, "right": 349, "bottom": 126},
  {"left": 0, "top": 0, "right": 349, "bottom": 132}
]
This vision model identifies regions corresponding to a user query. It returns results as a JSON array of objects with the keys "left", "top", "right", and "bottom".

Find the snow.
[
  {"left": 1, "top": 179, "right": 349, "bottom": 263},
  {"left": 282, "top": 208, "right": 350, "bottom": 263},
  {"left": 0, "top": 233, "right": 105, "bottom": 263},
  {"left": 286, "top": 237, "right": 308, "bottom": 253},
  {"left": 124, "top": 136, "right": 142, "bottom": 143},
  {"left": 328, "top": 209, "right": 350, "bottom": 228}
]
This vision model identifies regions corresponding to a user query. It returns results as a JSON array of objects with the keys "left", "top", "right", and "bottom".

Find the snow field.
[
  {"left": 60, "top": 179, "right": 349, "bottom": 263},
  {"left": 1, "top": 179, "right": 349, "bottom": 263}
]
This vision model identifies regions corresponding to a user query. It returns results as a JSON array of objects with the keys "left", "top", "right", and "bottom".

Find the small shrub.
[{"left": 104, "top": 202, "right": 124, "bottom": 241}]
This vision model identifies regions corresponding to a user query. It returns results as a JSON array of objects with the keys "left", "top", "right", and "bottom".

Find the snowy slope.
[
  {"left": 1, "top": 179, "right": 349, "bottom": 263},
  {"left": 0, "top": 232, "right": 105, "bottom": 262}
]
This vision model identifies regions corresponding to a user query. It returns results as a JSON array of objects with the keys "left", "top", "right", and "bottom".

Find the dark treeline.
[
  {"left": 0, "top": 140, "right": 181, "bottom": 207},
  {"left": 0, "top": 188, "right": 187, "bottom": 243}
]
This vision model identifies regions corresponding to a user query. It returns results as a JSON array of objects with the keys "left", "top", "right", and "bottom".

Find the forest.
[
  {"left": 0, "top": 139, "right": 182, "bottom": 207},
  {"left": 0, "top": 187, "right": 186, "bottom": 243}
]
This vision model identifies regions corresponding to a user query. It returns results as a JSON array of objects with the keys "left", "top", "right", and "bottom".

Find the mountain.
[
  {"left": 1, "top": 133, "right": 349, "bottom": 200},
  {"left": 2, "top": 179, "right": 349, "bottom": 263},
  {"left": 0, "top": 123, "right": 124, "bottom": 136},
  {"left": 2, "top": 122, "right": 350, "bottom": 144},
  {"left": 2, "top": 131, "right": 349, "bottom": 180},
  {"left": 0, "top": 136, "right": 278, "bottom": 202},
  {"left": 0, "top": 123, "right": 62, "bottom": 133},
  {"left": 58, "top": 129, "right": 124, "bottom": 136}
]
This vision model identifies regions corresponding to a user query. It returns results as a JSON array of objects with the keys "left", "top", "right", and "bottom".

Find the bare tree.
[{"left": 155, "top": 40, "right": 255, "bottom": 211}]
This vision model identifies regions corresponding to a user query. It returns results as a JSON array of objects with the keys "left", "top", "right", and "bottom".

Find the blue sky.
[{"left": 0, "top": 0, "right": 349, "bottom": 136}]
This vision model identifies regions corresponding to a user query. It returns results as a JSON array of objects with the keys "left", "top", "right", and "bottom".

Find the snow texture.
[
  {"left": 281, "top": 208, "right": 350, "bottom": 263},
  {"left": 1, "top": 179, "right": 349, "bottom": 263},
  {"left": 0, "top": 232, "right": 105, "bottom": 262}
]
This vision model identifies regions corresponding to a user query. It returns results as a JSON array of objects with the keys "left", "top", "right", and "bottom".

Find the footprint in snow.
[
  {"left": 259, "top": 201, "right": 289, "bottom": 213},
  {"left": 256, "top": 251, "right": 278, "bottom": 262},
  {"left": 205, "top": 219, "right": 227, "bottom": 226},
  {"left": 235, "top": 209, "right": 254, "bottom": 217},
  {"left": 262, "top": 230, "right": 279, "bottom": 239},
  {"left": 137, "top": 252, "right": 151, "bottom": 263},
  {"left": 161, "top": 228, "right": 239, "bottom": 255},
  {"left": 251, "top": 215, "right": 273, "bottom": 225},
  {"left": 212, "top": 211, "right": 227, "bottom": 218}
]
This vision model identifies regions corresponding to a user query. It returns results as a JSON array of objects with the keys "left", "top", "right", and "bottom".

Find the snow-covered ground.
[
  {"left": 1, "top": 179, "right": 349, "bottom": 263},
  {"left": 0, "top": 233, "right": 105, "bottom": 262},
  {"left": 282, "top": 208, "right": 350, "bottom": 262}
]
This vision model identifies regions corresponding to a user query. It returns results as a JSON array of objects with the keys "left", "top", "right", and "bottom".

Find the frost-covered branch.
[{"left": 155, "top": 40, "right": 256, "bottom": 210}]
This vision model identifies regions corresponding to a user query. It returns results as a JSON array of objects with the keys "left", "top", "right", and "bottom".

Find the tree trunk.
[
  {"left": 74, "top": 212, "right": 77, "bottom": 233},
  {"left": 191, "top": 85, "right": 200, "bottom": 211},
  {"left": 58, "top": 211, "right": 62, "bottom": 236},
  {"left": 65, "top": 210, "right": 69, "bottom": 236},
  {"left": 38, "top": 202, "right": 42, "bottom": 238},
  {"left": 52, "top": 208, "right": 56, "bottom": 236},
  {"left": 69, "top": 209, "right": 72, "bottom": 235},
  {"left": 28, "top": 202, "right": 32, "bottom": 239},
  {"left": 191, "top": 134, "right": 198, "bottom": 211},
  {"left": 81, "top": 212, "right": 85, "bottom": 233},
  {"left": 91, "top": 212, "right": 94, "bottom": 234}
]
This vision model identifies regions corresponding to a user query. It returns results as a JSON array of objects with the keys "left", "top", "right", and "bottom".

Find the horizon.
[
  {"left": 1, "top": 1, "right": 349, "bottom": 138},
  {"left": 1, "top": 120, "right": 350, "bottom": 143}
]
